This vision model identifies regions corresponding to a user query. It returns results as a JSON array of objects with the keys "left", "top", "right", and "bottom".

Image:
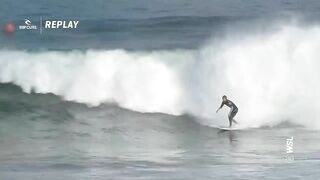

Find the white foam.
[{"left": 0, "top": 23, "right": 320, "bottom": 129}]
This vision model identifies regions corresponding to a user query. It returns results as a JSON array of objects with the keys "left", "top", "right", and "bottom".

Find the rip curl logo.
[
  {"left": 24, "top": 19, "right": 31, "bottom": 26},
  {"left": 19, "top": 19, "right": 37, "bottom": 30}
]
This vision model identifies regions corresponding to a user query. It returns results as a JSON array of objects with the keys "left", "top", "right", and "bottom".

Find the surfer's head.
[{"left": 222, "top": 95, "right": 227, "bottom": 101}]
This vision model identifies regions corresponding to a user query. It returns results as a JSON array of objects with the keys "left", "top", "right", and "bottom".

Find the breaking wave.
[{"left": 1, "top": 23, "right": 320, "bottom": 129}]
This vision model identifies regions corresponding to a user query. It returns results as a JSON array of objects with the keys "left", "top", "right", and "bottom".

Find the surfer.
[{"left": 216, "top": 95, "right": 238, "bottom": 127}]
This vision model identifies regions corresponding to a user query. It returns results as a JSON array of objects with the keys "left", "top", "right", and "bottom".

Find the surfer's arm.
[{"left": 216, "top": 102, "right": 224, "bottom": 113}]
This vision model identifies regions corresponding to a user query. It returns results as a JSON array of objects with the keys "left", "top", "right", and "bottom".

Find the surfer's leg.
[
  {"left": 230, "top": 108, "right": 238, "bottom": 124},
  {"left": 228, "top": 109, "right": 233, "bottom": 127},
  {"left": 228, "top": 118, "right": 232, "bottom": 127}
]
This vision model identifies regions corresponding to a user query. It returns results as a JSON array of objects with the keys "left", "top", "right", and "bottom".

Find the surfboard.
[{"left": 218, "top": 126, "right": 242, "bottom": 131}]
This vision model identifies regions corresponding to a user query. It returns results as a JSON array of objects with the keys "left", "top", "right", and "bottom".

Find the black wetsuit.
[{"left": 219, "top": 100, "right": 238, "bottom": 122}]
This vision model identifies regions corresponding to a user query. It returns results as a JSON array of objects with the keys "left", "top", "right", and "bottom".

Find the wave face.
[{"left": 1, "top": 24, "right": 320, "bottom": 129}]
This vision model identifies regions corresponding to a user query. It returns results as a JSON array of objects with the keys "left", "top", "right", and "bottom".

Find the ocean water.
[{"left": 1, "top": 0, "right": 320, "bottom": 179}]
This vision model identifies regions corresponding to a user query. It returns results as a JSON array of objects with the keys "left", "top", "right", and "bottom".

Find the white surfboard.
[{"left": 218, "top": 126, "right": 242, "bottom": 131}]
